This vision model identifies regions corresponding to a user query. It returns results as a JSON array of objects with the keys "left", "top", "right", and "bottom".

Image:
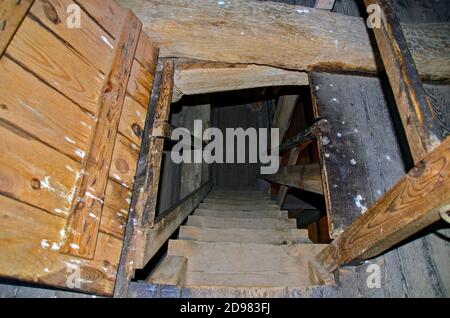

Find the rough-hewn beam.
[
  {"left": 363, "top": 0, "right": 443, "bottom": 164},
  {"left": 117, "top": 0, "right": 450, "bottom": 81},
  {"left": 173, "top": 60, "right": 308, "bottom": 102},
  {"left": 316, "top": 137, "right": 450, "bottom": 273},
  {"left": 265, "top": 164, "right": 323, "bottom": 195},
  {"left": 315, "top": 0, "right": 335, "bottom": 10}
]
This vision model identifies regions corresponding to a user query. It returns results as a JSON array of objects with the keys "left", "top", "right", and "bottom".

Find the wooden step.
[
  {"left": 147, "top": 255, "right": 187, "bottom": 286},
  {"left": 179, "top": 226, "right": 311, "bottom": 244},
  {"left": 187, "top": 215, "right": 297, "bottom": 230},
  {"left": 199, "top": 203, "right": 280, "bottom": 211},
  {"left": 168, "top": 240, "right": 334, "bottom": 287},
  {"left": 202, "top": 198, "right": 275, "bottom": 205},
  {"left": 194, "top": 208, "right": 288, "bottom": 219}
]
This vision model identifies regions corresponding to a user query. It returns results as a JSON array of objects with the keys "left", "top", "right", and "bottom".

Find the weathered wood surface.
[
  {"left": 315, "top": 0, "right": 335, "bottom": 10},
  {"left": 0, "top": 195, "right": 121, "bottom": 296},
  {"left": 316, "top": 136, "right": 450, "bottom": 272},
  {"left": 142, "top": 60, "right": 175, "bottom": 227},
  {"left": 364, "top": 0, "right": 444, "bottom": 164},
  {"left": 173, "top": 61, "right": 308, "bottom": 102},
  {"left": 311, "top": 72, "right": 405, "bottom": 237},
  {"left": 0, "top": 0, "right": 34, "bottom": 57},
  {"left": 117, "top": 0, "right": 450, "bottom": 81},
  {"left": 63, "top": 10, "right": 142, "bottom": 258},
  {"left": 265, "top": 164, "right": 323, "bottom": 195}
]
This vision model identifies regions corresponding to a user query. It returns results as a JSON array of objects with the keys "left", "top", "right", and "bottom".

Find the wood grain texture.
[
  {"left": 63, "top": 10, "right": 142, "bottom": 258},
  {"left": 0, "top": 0, "right": 34, "bottom": 56},
  {"left": 265, "top": 164, "right": 323, "bottom": 195},
  {"left": 118, "top": 95, "right": 147, "bottom": 146},
  {"left": 0, "top": 56, "right": 94, "bottom": 161},
  {"left": 75, "top": 0, "right": 126, "bottom": 39},
  {"left": 141, "top": 60, "right": 175, "bottom": 227},
  {"left": 117, "top": 0, "right": 450, "bottom": 81},
  {"left": 30, "top": 0, "right": 114, "bottom": 73},
  {"left": 0, "top": 195, "right": 120, "bottom": 296},
  {"left": 173, "top": 61, "right": 308, "bottom": 102},
  {"left": 316, "top": 137, "right": 450, "bottom": 273},
  {"left": 6, "top": 16, "right": 104, "bottom": 115},
  {"left": 0, "top": 122, "right": 80, "bottom": 218},
  {"left": 134, "top": 32, "right": 159, "bottom": 74},
  {"left": 127, "top": 59, "right": 154, "bottom": 107},
  {"left": 364, "top": 0, "right": 443, "bottom": 164},
  {"left": 109, "top": 133, "right": 140, "bottom": 189}
]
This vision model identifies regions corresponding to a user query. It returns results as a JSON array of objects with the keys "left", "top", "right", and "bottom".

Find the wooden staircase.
[{"left": 145, "top": 189, "right": 335, "bottom": 294}]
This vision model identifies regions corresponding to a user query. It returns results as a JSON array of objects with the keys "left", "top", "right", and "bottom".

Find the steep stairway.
[{"left": 145, "top": 188, "right": 335, "bottom": 293}]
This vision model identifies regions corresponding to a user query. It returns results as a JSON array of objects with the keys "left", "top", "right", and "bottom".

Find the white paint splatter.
[
  {"left": 125, "top": 198, "right": 131, "bottom": 204},
  {"left": 296, "top": 8, "right": 310, "bottom": 14},
  {"left": 75, "top": 149, "right": 86, "bottom": 159},
  {"left": 113, "top": 174, "right": 122, "bottom": 181},
  {"left": 44, "top": 268, "right": 50, "bottom": 273},
  {"left": 354, "top": 194, "right": 368, "bottom": 214},
  {"left": 337, "top": 132, "right": 342, "bottom": 138},
  {"left": 331, "top": 98, "right": 340, "bottom": 103},
  {"left": 41, "top": 239, "right": 50, "bottom": 249},
  {"left": 350, "top": 159, "right": 357, "bottom": 165},
  {"left": 89, "top": 212, "right": 100, "bottom": 220},
  {"left": 322, "top": 136, "right": 330, "bottom": 145},
  {"left": 64, "top": 136, "right": 76, "bottom": 145},
  {"left": 315, "top": 85, "right": 320, "bottom": 91},
  {"left": 70, "top": 243, "right": 80, "bottom": 250},
  {"left": 325, "top": 153, "right": 330, "bottom": 158},
  {"left": 385, "top": 155, "right": 391, "bottom": 161},
  {"left": 101, "top": 35, "right": 114, "bottom": 49},
  {"left": 85, "top": 192, "right": 104, "bottom": 204},
  {"left": 354, "top": 128, "right": 359, "bottom": 133},
  {"left": 217, "top": 0, "right": 225, "bottom": 5},
  {"left": 51, "top": 242, "right": 61, "bottom": 251},
  {"left": 66, "top": 165, "right": 75, "bottom": 172}
]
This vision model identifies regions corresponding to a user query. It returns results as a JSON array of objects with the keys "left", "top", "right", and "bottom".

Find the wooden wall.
[{"left": 0, "top": 0, "right": 158, "bottom": 296}]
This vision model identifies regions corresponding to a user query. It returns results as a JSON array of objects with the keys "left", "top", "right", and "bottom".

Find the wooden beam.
[
  {"left": 316, "top": 137, "right": 450, "bottom": 273},
  {"left": 117, "top": 0, "right": 450, "bottom": 81},
  {"left": 172, "top": 60, "right": 308, "bottom": 102},
  {"left": 142, "top": 59, "right": 175, "bottom": 227},
  {"left": 363, "top": 0, "right": 444, "bottom": 164},
  {"left": 266, "top": 164, "right": 323, "bottom": 195},
  {"left": 280, "top": 119, "right": 327, "bottom": 153},
  {"left": 62, "top": 10, "right": 142, "bottom": 258},
  {"left": 0, "top": 0, "right": 34, "bottom": 57},
  {"left": 315, "top": 0, "right": 335, "bottom": 10}
]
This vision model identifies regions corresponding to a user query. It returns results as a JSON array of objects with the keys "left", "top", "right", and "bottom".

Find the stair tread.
[
  {"left": 167, "top": 240, "right": 334, "bottom": 288},
  {"left": 179, "top": 226, "right": 311, "bottom": 244},
  {"left": 199, "top": 203, "right": 280, "bottom": 211},
  {"left": 194, "top": 208, "right": 288, "bottom": 219},
  {"left": 147, "top": 255, "right": 187, "bottom": 285},
  {"left": 187, "top": 215, "right": 297, "bottom": 229}
]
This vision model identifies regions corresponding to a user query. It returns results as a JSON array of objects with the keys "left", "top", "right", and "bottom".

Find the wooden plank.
[
  {"left": 63, "top": 11, "right": 142, "bottom": 258},
  {"left": 141, "top": 182, "right": 212, "bottom": 268},
  {"left": 172, "top": 61, "right": 308, "bottom": 102},
  {"left": 109, "top": 134, "right": 140, "bottom": 189},
  {"left": 75, "top": 0, "right": 126, "bottom": 39},
  {"left": 363, "top": 0, "right": 444, "bottom": 164},
  {"left": 0, "top": 122, "right": 80, "bottom": 218},
  {"left": 265, "top": 164, "right": 323, "bottom": 195},
  {"left": 117, "top": 0, "right": 450, "bottom": 81},
  {"left": 147, "top": 255, "right": 187, "bottom": 286},
  {"left": 118, "top": 95, "right": 147, "bottom": 146},
  {"left": 273, "top": 95, "right": 298, "bottom": 144},
  {"left": 135, "top": 32, "right": 159, "bottom": 74},
  {"left": 198, "top": 203, "right": 280, "bottom": 211},
  {"left": 114, "top": 37, "right": 160, "bottom": 298},
  {"left": 0, "top": 0, "right": 34, "bottom": 56},
  {"left": 6, "top": 17, "right": 104, "bottom": 114},
  {"left": 193, "top": 208, "right": 288, "bottom": 219},
  {"left": 315, "top": 0, "right": 335, "bottom": 10},
  {"left": 316, "top": 137, "right": 450, "bottom": 273},
  {"left": 0, "top": 195, "right": 120, "bottom": 296},
  {"left": 30, "top": 0, "right": 114, "bottom": 73},
  {"left": 187, "top": 215, "right": 297, "bottom": 230},
  {"left": 0, "top": 56, "right": 94, "bottom": 161},
  {"left": 179, "top": 226, "right": 310, "bottom": 245},
  {"left": 142, "top": 59, "right": 175, "bottom": 227},
  {"left": 127, "top": 59, "right": 154, "bottom": 107},
  {"left": 168, "top": 240, "right": 333, "bottom": 287},
  {"left": 311, "top": 72, "right": 397, "bottom": 237}
]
